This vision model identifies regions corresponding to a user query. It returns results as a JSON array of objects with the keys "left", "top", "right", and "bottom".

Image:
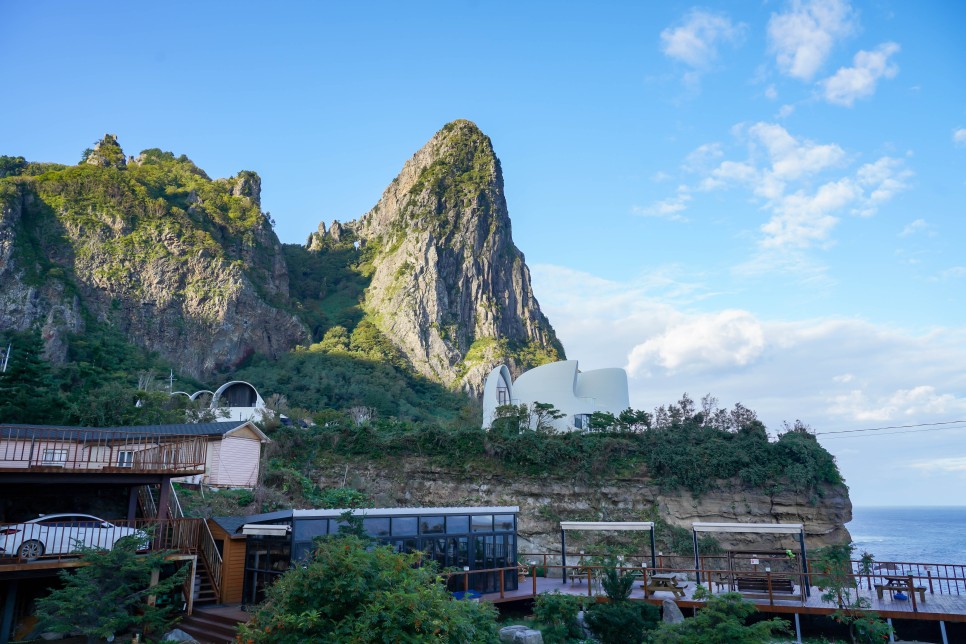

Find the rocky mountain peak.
[
  {"left": 85, "top": 134, "right": 127, "bottom": 168},
  {"left": 338, "top": 120, "right": 564, "bottom": 394}
]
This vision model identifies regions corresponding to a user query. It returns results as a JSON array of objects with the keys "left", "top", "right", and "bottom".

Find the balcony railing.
[
  {"left": 0, "top": 426, "right": 207, "bottom": 474},
  {"left": 0, "top": 517, "right": 203, "bottom": 566}
]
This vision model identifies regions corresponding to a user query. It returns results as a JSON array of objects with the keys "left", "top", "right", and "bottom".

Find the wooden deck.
[{"left": 483, "top": 575, "right": 966, "bottom": 623}]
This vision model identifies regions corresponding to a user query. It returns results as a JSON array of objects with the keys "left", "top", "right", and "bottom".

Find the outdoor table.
[
  {"left": 644, "top": 572, "right": 687, "bottom": 598},
  {"left": 876, "top": 575, "right": 927, "bottom": 602}
]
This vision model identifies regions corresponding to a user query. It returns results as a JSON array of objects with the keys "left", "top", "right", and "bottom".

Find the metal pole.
[
  {"left": 1, "top": 344, "right": 10, "bottom": 372},
  {"left": 939, "top": 620, "right": 948, "bottom": 644},
  {"left": 794, "top": 613, "right": 802, "bottom": 644},
  {"left": 887, "top": 618, "right": 895, "bottom": 642},
  {"left": 692, "top": 529, "right": 701, "bottom": 584},
  {"left": 799, "top": 530, "right": 811, "bottom": 597},
  {"left": 650, "top": 528, "right": 657, "bottom": 569},
  {"left": 561, "top": 529, "right": 568, "bottom": 584}
]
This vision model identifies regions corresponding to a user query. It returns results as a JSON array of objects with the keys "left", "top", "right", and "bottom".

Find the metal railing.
[
  {"left": 520, "top": 551, "right": 966, "bottom": 598},
  {"left": 0, "top": 426, "right": 207, "bottom": 474},
  {"left": 0, "top": 517, "right": 203, "bottom": 565}
]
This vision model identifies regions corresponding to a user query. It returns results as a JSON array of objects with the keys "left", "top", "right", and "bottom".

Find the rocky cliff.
[
  {"left": 309, "top": 120, "right": 564, "bottom": 395},
  {"left": 0, "top": 136, "right": 307, "bottom": 377},
  {"left": 317, "top": 458, "right": 852, "bottom": 554}
]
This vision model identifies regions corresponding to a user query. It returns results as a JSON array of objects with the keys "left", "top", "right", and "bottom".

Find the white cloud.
[
  {"left": 661, "top": 9, "right": 746, "bottom": 84},
  {"left": 940, "top": 266, "right": 966, "bottom": 280},
  {"left": 954, "top": 128, "right": 966, "bottom": 146},
  {"left": 822, "top": 42, "right": 900, "bottom": 107},
  {"left": 765, "top": 85, "right": 778, "bottom": 100},
  {"left": 662, "top": 123, "right": 913, "bottom": 250},
  {"left": 777, "top": 104, "right": 795, "bottom": 119},
  {"left": 747, "top": 122, "right": 847, "bottom": 181},
  {"left": 683, "top": 143, "right": 724, "bottom": 173},
  {"left": 626, "top": 310, "right": 766, "bottom": 376},
  {"left": 833, "top": 373, "right": 854, "bottom": 383},
  {"left": 651, "top": 171, "right": 673, "bottom": 183},
  {"left": 768, "top": 0, "right": 857, "bottom": 81},
  {"left": 899, "top": 218, "right": 928, "bottom": 237},
  {"left": 633, "top": 188, "right": 692, "bottom": 221},
  {"left": 909, "top": 457, "right": 966, "bottom": 473},
  {"left": 828, "top": 386, "right": 966, "bottom": 422}
]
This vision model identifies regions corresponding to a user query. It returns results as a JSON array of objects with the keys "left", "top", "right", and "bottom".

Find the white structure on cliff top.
[
  {"left": 482, "top": 360, "right": 630, "bottom": 432},
  {"left": 172, "top": 381, "right": 269, "bottom": 423}
]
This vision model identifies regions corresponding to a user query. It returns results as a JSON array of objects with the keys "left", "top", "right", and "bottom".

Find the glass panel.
[
  {"left": 446, "top": 515, "right": 469, "bottom": 534},
  {"left": 294, "top": 519, "right": 328, "bottom": 542},
  {"left": 471, "top": 515, "right": 493, "bottom": 533},
  {"left": 420, "top": 516, "right": 445, "bottom": 534},
  {"left": 363, "top": 517, "right": 390, "bottom": 537},
  {"left": 494, "top": 515, "right": 514, "bottom": 531},
  {"left": 391, "top": 517, "right": 418, "bottom": 536}
]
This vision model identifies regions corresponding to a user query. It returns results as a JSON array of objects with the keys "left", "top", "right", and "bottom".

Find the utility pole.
[
  {"left": 1, "top": 344, "right": 10, "bottom": 373},
  {"left": 169, "top": 369, "right": 174, "bottom": 393}
]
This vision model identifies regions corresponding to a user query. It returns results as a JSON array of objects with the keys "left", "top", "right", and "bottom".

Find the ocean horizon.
[{"left": 847, "top": 506, "right": 966, "bottom": 565}]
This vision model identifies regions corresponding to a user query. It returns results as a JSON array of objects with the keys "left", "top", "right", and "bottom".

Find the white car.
[{"left": 0, "top": 513, "right": 149, "bottom": 560}]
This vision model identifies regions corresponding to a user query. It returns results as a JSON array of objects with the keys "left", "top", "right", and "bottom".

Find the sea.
[{"left": 848, "top": 506, "right": 966, "bottom": 565}]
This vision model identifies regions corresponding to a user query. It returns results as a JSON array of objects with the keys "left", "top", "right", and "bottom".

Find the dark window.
[
  {"left": 420, "top": 516, "right": 445, "bottom": 534},
  {"left": 446, "top": 515, "right": 469, "bottom": 533},
  {"left": 471, "top": 515, "right": 493, "bottom": 533},
  {"left": 494, "top": 515, "right": 514, "bottom": 531},
  {"left": 363, "top": 518, "right": 390, "bottom": 537},
  {"left": 391, "top": 517, "right": 417, "bottom": 536},
  {"left": 294, "top": 519, "right": 329, "bottom": 542}
]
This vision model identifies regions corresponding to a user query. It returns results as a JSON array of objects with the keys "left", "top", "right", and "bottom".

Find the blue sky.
[{"left": 3, "top": 1, "right": 965, "bottom": 507}]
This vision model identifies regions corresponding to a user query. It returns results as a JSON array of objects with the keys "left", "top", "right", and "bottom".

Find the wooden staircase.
[
  {"left": 194, "top": 557, "right": 219, "bottom": 605},
  {"left": 178, "top": 605, "right": 250, "bottom": 644}
]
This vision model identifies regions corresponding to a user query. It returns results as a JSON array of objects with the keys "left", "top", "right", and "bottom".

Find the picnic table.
[
  {"left": 875, "top": 575, "right": 926, "bottom": 602},
  {"left": 644, "top": 572, "right": 687, "bottom": 598}
]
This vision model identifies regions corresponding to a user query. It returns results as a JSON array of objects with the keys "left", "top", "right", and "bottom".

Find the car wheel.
[{"left": 18, "top": 539, "right": 44, "bottom": 561}]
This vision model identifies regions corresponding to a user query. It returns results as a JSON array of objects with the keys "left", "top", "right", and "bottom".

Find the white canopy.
[
  {"left": 692, "top": 522, "right": 804, "bottom": 534},
  {"left": 560, "top": 521, "right": 655, "bottom": 532},
  {"left": 242, "top": 523, "right": 291, "bottom": 537}
]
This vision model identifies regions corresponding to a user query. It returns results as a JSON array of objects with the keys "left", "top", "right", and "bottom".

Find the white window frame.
[
  {"left": 117, "top": 450, "right": 135, "bottom": 468},
  {"left": 42, "top": 448, "right": 68, "bottom": 466}
]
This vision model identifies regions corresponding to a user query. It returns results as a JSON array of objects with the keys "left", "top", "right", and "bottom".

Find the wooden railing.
[
  {"left": 0, "top": 426, "right": 207, "bottom": 474},
  {"left": 198, "top": 520, "right": 223, "bottom": 603}
]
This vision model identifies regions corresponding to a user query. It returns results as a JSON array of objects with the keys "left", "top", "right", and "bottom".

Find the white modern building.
[
  {"left": 481, "top": 360, "right": 630, "bottom": 432},
  {"left": 172, "top": 381, "right": 270, "bottom": 423}
]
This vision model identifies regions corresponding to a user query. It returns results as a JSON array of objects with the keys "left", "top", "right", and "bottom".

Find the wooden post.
[
  {"left": 767, "top": 571, "right": 774, "bottom": 605},
  {"left": 532, "top": 565, "right": 537, "bottom": 595},
  {"left": 500, "top": 567, "right": 505, "bottom": 599},
  {"left": 587, "top": 567, "right": 592, "bottom": 597},
  {"left": 908, "top": 575, "right": 918, "bottom": 613},
  {"left": 928, "top": 569, "right": 934, "bottom": 594}
]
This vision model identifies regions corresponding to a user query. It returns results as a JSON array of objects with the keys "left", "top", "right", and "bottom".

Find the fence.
[{"left": 0, "top": 426, "right": 207, "bottom": 474}]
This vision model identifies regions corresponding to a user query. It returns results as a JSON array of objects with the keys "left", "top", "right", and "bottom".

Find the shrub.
[
  {"left": 532, "top": 591, "right": 584, "bottom": 643},
  {"left": 584, "top": 601, "right": 659, "bottom": 644},
  {"left": 238, "top": 536, "right": 499, "bottom": 643}
]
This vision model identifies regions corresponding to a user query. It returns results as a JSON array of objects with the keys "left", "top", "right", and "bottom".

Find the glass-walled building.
[{"left": 239, "top": 506, "right": 519, "bottom": 605}]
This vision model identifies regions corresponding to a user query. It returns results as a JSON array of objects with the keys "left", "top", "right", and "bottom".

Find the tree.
[
  {"left": 649, "top": 589, "right": 789, "bottom": 643},
  {"left": 35, "top": 537, "right": 186, "bottom": 644},
  {"left": 583, "top": 559, "right": 659, "bottom": 643},
  {"left": 238, "top": 536, "right": 499, "bottom": 643},
  {"left": 0, "top": 329, "right": 63, "bottom": 423},
  {"left": 813, "top": 544, "right": 892, "bottom": 643}
]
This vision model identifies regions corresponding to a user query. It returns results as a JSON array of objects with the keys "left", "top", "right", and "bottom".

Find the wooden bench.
[
  {"left": 735, "top": 576, "right": 795, "bottom": 595},
  {"left": 875, "top": 584, "right": 926, "bottom": 602}
]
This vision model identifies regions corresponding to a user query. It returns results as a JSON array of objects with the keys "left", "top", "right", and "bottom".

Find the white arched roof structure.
[{"left": 482, "top": 360, "right": 630, "bottom": 432}]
